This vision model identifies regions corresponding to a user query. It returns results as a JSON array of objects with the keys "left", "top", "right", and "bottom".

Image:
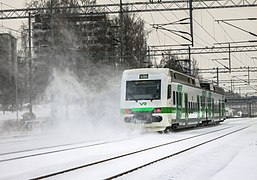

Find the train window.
[
  {"left": 201, "top": 96, "right": 205, "bottom": 108},
  {"left": 174, "top": 73, "right": 177, "bottom": 79},
  {"left": 179, "top": 92, "right": 182, "bottom": 105},
  {"left": 176, "top": 91, "right": 178, "bottom": 105},
  {"left": 197, "top": 95, "right": 200, "bottom": 111},
  {"left": 192, "top": 79, "right": 195, "bottom": 85},
  {"left": 173, "top": 91, "right": 176, "bottom": 105},
  {"left": 126, "top": 80, "right": 161, "bottom": 101},
  {"left": 167, "top": 85, "right": 171, "bottom": 99},
  {"left": 212, "top": 98, "right": 214, "bottom": 116}
]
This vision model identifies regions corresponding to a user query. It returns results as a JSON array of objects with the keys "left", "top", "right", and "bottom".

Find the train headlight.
[
  {"left": 124, "top": 109, "right": 133, "bottom": 114},
  {"left": 153, "top": 108, "right": 162, "bottom": 113}
]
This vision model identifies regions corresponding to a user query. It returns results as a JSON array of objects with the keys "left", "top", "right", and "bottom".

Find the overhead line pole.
[
  {"left": 119, "top": 0, "right": 124, "bottom": 63},
  {"left": 28, "top": 12, "right": 32, "bottom": 114},
  {"left": 189, "top": 0, "right": 193, "bottom": 75},
  {"left": 189, "top": 0, "right": 193, "bottom": 47},
  {"left": 188, "top": 46, "right": 191, "bottom": 75},
  {"left": 248, "top": 66, "right": 250, "bottom": 85},
  {"left": 216, "top": 67, "right": 219, "bottom": 86},
  {"left": 229, "top": 43, "right": 231, "bottom": 73}
]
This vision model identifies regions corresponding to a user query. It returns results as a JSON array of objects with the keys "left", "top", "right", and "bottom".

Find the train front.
[{"left": 120, "top": 68, "right": 171, "bottom": 131}]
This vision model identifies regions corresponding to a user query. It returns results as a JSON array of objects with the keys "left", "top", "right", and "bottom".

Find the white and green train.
[{"left": 120, "top": 68, "right": 226, "bottom": 132}]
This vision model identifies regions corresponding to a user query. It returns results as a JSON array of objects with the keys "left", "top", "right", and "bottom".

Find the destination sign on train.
[{"left": 139, "top": 74, "right": 148, "bottom": 79}]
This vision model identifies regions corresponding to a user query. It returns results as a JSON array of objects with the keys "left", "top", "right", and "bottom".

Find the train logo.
[{"left": 139, "top": 102, "right": 147, "bottom": 106}]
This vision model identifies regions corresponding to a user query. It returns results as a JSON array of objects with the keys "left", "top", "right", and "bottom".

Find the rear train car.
[{"left": 120, "top": 68, "right": 225, "bottom": 132}]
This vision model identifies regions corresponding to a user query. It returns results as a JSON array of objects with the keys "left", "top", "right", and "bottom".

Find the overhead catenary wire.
[
  {"left": 182, "top": 4, "right": 246, "bottom": 67},
  {"left": 167, "top": 5, "right": 233, "bottom": 69},
  {"left": 149, "top": 11, "right": 161, "bottom": 45},
  {"left": 159, "top": 5, "right": 233, "bottom": 69},
  {"left": 182, "top": 5, "right": 257, "bottom": 88},
  {"left": 202, "top": 6, "right": 254, "bottom": 66},
  {"left": 211, "top": 12, "right": 257, "bottom": 79},
  {"left": 147, "top": 10, "right": 228, "bottom": 75},
  {"left": 0, "top": 1, "right": 17, "bottom": 9},
  {"left": 157, "top": 3, "right": 232, "bottom": 69},
  {"left": 150, "top": 7, "right": 215, "bottom": 47}
]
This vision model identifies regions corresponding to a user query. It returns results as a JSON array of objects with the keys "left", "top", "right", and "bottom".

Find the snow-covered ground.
[
  {"left": 0, "top": 118, "right": 256, "bottom": 180},
  {"left": 124, "top": 119, "right": 257, "bottom": 180},
  {"left": 0, "top": 69, "right": 255, "bottom": 179}
]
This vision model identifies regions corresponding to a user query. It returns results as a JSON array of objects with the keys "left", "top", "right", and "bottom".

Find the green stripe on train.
[{"left": 120, "top": 107, "right": 177, "bottom": 114}]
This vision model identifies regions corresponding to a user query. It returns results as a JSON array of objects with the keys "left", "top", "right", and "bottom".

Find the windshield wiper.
[{"left": 127, "top": 92, "right": 138, "bottom": 102}]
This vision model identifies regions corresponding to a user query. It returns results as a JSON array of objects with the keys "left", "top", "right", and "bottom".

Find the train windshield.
[{"left": 126, "top": 80, "right": 161, "bottom": 101}]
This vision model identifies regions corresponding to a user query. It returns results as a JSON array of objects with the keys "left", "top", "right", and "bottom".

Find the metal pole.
[
  {"left": 14, "top": 46, "right": 19, "bottom": 120},
  {"left": 188, "top": 0, "right": 193, "bottom": 75},
  {"left": 248, "top": 66, "right": 250, "bottom": 85},
  {"left": 228, "top": 43, "right": 231, "bottom": 73},
  {"left": 28, "top": 12, "right": 32, "bottom": 113},
  {"left": 230, "top": 78, "right": 233, "bottom": 92},
  {"left": 188, "top": 46, "right": 191, "bottom": 75},
  {"left": 147, "top": 46, "right": 150, "bottom": 67},
  {"left": 119, "top": 0, "right": 124, "bottom": 63},
  {"left": 216, "top": 67, "right": 219, "bottom": 86},
  {"left": 50, "top": 0, "right": 54, "bottom": 67},
  {"left": 189, "top": 0, "right": 194, "bottom": 47}
]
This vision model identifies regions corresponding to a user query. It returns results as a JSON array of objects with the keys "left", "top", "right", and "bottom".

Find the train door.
[
  {"left": 176, "top": 84, "right": 183, "bottom": 120},
  {"left": 167, "top": 84, "right": 172, "bottom": 106},
  {"left": 197, "top": 95, "right": 200, "bottom": 120},
  {"left": 201, "top": 91, "right": 206, "bottom": 120},
  {"left": 222, "top": 96, "right": 225, "bottom": 118},
  {"left": 208, "top": 92, "right": 212, "bottom": 119},
  {"left": 184, "top": 93, "right": 188, "bottom": 124},
  {"left": 212, "top": 98, "right": 214, "bottom": 118},
  {"left": 219, "top": 99, "right": 221, "bottom": 120}
]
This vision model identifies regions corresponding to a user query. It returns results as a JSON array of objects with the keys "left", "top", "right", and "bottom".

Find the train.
[{"left": 120, "top": 68, "right": 226, "bottom": 132}]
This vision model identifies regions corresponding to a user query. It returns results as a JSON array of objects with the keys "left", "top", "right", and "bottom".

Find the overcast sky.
[{"left": 1, "top": 0, "right": 257, "bottom": 94}]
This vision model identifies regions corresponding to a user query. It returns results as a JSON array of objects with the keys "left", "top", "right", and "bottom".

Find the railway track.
[
  {"left": 0, "top": 123, "right": 226, "bottom": 162},
  {"left": 28, "top": 124, "right": 250, "bottom": 180},
  {"left": 0, "top": 137, "right": 135, "bottom": 162},
  {"left": 107, "top": 125, "right": 251, "bottom": 180}
]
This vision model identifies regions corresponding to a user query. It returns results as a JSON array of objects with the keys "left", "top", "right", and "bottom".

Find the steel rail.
[
  {"left": 31, "top": 124, "right": 233, "bottom": 179},
  {"left": 0, "top": 138, "right": 133, "bottom": 162},
  {"left": 106, "top": 125, "right": 251, "bottom": 179}
]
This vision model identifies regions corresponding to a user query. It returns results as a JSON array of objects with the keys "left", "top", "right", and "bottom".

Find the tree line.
[{"left": 0, "top": 0, "right": 197, "bottom": 111}]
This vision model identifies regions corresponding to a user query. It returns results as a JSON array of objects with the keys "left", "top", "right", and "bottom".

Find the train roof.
[
  {"left": 123, "top": 68, "right": 225, "bottom": 94},
  {"left": 123, "top": 68, "right": 170, "bottom": 75},
  {"left": 123, "top": 68, "right": 201, "bottom": 87},
  {"left": 200, "top": 82, "right": 225, "bottom": 94}
]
